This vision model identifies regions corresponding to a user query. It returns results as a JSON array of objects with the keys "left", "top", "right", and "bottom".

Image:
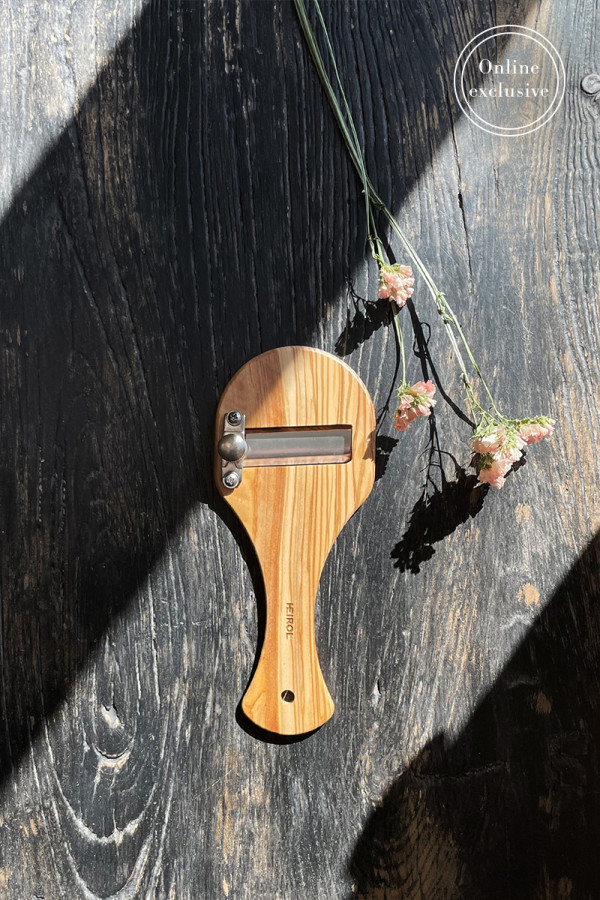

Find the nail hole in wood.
[{"left": 281, "top": 690, "right": 295, "bottom": 703}]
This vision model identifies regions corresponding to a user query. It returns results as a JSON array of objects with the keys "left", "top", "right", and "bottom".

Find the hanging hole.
[{"left": 281, "top": 690, "right": 295, "bottom": 703}]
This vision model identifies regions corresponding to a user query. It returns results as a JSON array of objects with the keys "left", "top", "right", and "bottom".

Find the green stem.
[
  {"left": 310, "top": 2, "right": 374, "bottom": 246},
  {"left": 293, "top": 0, "right": 387, "bottom": 230},
  {"left": 293, "top": 0, "right": 500, "bottom": 426},
  {"left": 392, "top": 306, "right": 406, "bottom": 387},
  {"left": 438, "top": 294, "right": 507, "bottom": 421}
]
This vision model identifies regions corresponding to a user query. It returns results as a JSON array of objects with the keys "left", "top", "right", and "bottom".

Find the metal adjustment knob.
[
  {"left": 218, "top": 432, "right": 248, "bottom": 462},
  {"left": 219, "top": 410, "right": 247, "bottom": 490}
]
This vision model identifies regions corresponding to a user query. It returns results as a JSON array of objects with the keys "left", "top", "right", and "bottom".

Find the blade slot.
[{"left": 245, "top": 425, "right": 352, "bottom": 467}]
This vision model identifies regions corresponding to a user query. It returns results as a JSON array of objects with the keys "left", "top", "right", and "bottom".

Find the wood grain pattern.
[
  {"left": 0, "top": 0, "right": 599, "bottom": 896},
  {"left": 215, "top": 346, "right": 375, "bottom": 734}
]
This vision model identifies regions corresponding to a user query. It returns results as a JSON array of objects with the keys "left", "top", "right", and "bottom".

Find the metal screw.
[
  {"left": 581, "top": 74, "right": 600, "bottom": 100},
  {"left": 227, "top": 410, "right": 242, "bottom": 426},
  {"left": 223, "top": 471, "right": 240, "bottom": 489}
]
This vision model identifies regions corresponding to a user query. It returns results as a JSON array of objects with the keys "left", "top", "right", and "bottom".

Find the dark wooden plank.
[{"left": 0, "top": 0, "right": 598, "bottom": 897}]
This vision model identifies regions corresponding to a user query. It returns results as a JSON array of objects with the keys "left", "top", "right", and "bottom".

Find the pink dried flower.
[
  {"left": 471, "top": 424, "right": 526, "bottom": 489},
  {"left": 517, "top": 417, "right": 555, "bottom": 444},
  {"left": 499, "top": 445, "right": 523, "bottom": 464},
  {"left": 471, "top": 425, "right": 528, "bottom": 457},
  {"left": 470, "top": 426, "right": 506, "bottom": 456},
  {"left": 476, "top": 455, "right": 514, "bottom": 490},
  {"left": 473, "top": 416, "right": 555, "bottom": 489},
  {"left": 378, "top": 264, "right": 415, "bottom": 308},
  {"left": 394, "top": 380, "right": 436, "bottom": 431}
]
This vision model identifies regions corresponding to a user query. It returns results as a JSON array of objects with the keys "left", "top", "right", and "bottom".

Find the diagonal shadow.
[
  {"left": 348, "top": 532, "right": 600, "bottom": 899},
  {"left": 0, "top": 0, "right": 538, "bottom": 789}
]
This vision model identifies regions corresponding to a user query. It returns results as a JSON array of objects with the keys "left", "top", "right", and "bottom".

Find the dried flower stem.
[{"left": 294, "top": 0, "right": 499, "bottom": 425}]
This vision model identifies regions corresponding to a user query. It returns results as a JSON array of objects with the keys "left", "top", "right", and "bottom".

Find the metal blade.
[{"left": 245, "top": 426, "right": 352, "bottom": 466}]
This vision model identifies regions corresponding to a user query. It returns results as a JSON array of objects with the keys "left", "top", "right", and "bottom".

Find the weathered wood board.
[{"left": 0, "top": 0, "right": 599, "bottom": 897}]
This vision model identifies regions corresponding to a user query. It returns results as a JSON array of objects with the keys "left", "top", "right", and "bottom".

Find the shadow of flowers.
[
  {"left": 336, "top": 276, "right": 494, "bottom": 575},
  {"left": 335, "top": 280, "right": 391, "bottom": 357},
  {"left": 391, "top": 457, "right": 487, "bottom": 574},
  {"left": 376, "top": 434, "right": 400, "bottom": 481}
]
